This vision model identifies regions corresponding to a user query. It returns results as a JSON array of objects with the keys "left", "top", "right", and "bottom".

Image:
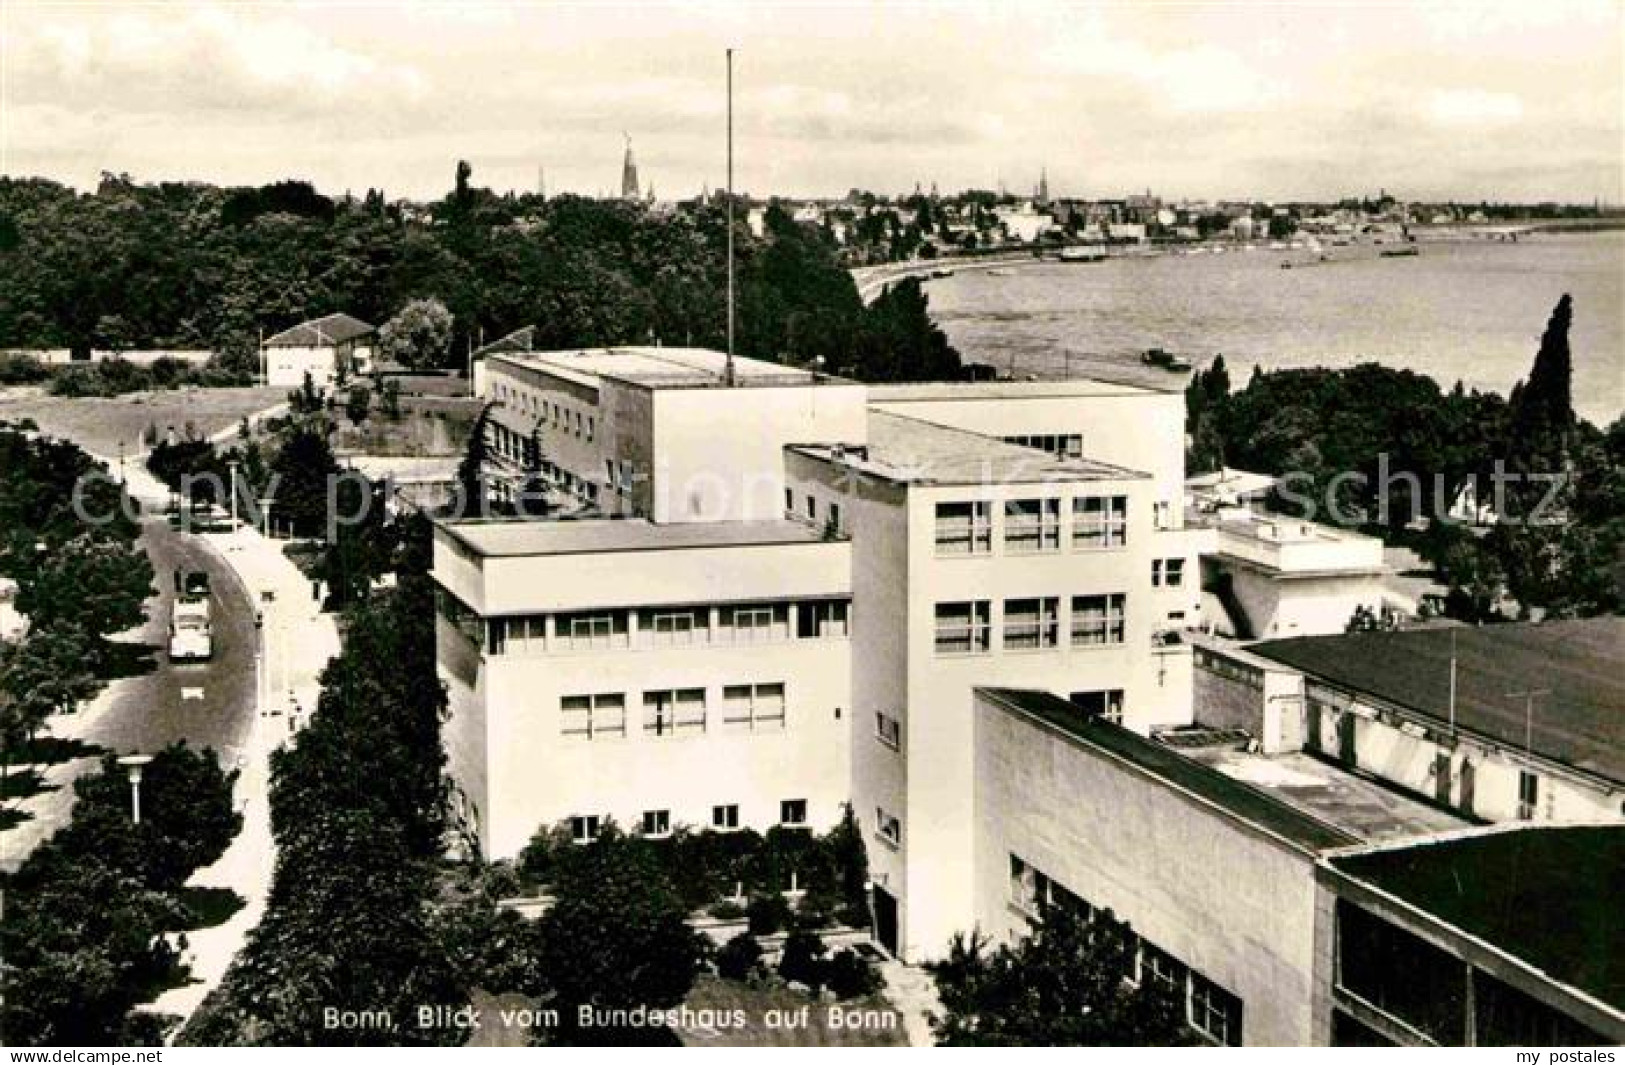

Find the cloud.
[{"left": 1427, "top": 89, "right": 1526, "bottom": 125}]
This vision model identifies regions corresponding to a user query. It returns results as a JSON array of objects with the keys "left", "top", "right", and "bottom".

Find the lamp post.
[
  {"left": 227, "top": 459, "right": 241, "bottom": 533},
  {"left": 117, "top": 753, "right": 154, "bottom": 824},
  {"left": 117, "top": 440, "right": 126, "bottom": 486}
]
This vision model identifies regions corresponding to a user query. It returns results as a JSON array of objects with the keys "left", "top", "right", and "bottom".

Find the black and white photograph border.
[{"left": 0, "top": 0, "right": 1620, "bottom": 1050}]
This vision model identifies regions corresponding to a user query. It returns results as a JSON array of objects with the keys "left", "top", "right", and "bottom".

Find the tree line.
[
  {"left": 0, "top": 171, "right": 961, "bottom": 384},
  {"left": 1185, "top": 295, "right": 1624, "bottom": 620}
]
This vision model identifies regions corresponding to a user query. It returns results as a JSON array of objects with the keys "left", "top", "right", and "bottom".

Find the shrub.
[
  {"left": 793, "top": 888, "right": 840, "bottom": 931},
  {"left": 827, "top": 948, "right": 883, "bottom": 1000},
  {"left": 715, "top": 933, "right": 764, "bottom": 983},
  {"left": 0, "top": 352, "right": 48, "bottom": 385},
  {"left": 746, "top": 892, "right": 793, "bottom": 936},
  {"left": 778, "top": 931, "right": 829, "bottom": 991}
]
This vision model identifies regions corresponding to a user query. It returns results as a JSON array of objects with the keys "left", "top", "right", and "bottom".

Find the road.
[{"left": 81, "top": 514, "right": 259, "bottom": 767}]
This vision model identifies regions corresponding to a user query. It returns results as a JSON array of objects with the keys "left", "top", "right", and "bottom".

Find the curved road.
[{"left": 82, "top": 513, "right": 259, "bottom": 768}]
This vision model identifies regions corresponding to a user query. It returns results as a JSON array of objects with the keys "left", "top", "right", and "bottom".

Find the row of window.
[
  {"left": 560, "top": 682, "right": 788, "bottom": 739},
  {"left": 936, "top": 496, "right": 1129, "bottom": 556},
  {"left": 1009, "top": 855, "right": 1243, "bottom": 1045},
  {"left": 489, "top": 600, "right": 850, "bottom": 655},
  {"left": 935, "top": 594, "right": 1127, "bottom": 655},
  {"left": 1002, "top": 433, "right": 1084, "bottom": 460},
  {"left": 787, "top": 489, "right": 843, "bottom": 535},
  {"left": 494, "top": 381, "right": 596, "bottom": 444},
  {"left": 569, "top": 799, "right": 810, "bottom": 843}
]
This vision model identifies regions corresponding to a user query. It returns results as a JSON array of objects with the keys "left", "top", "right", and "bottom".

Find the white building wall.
[
  {"left": 973, "top": 695, "right": 1323, "bottom": 1047},
  {"left": 265, "top": 345, "right": 338, "bottom": 388}
]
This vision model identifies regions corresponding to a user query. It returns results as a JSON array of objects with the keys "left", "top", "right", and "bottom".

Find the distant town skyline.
[{"left": 3, "top": 1, "right": 1620, "bottom": 203}]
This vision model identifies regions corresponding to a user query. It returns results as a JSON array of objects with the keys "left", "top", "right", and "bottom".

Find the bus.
[{"left": 169, "top": 569, "right": 213, "bottom": 662}]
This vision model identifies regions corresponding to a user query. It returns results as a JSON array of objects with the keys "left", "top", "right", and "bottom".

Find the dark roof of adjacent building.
[
  {"left": 976, "top": 687, "right": 1360, "bottom": 854},
  {"left": 263, "top": 313, "right": 376, "bottom": 348},
  {"left": 1252, "top": 618, "right": 1625, "bottom": 785},
  {"left": 1330, "top": 826, "right": 1625, "bottom": 1011},
  {"left": 474, "top": 326, "right": 536, "bottom": 357}
]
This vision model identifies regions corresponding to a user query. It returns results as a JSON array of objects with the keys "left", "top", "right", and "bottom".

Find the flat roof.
[
  {"left": 869, "top": 377, "right": 1167, "bottom": 401},
  {"left": 492, "top": 347, "right": 853, "bottom": 390},
  {"left": 1330, "top": 826, "right": 1625, "bottom": 1011},
  {"left": 1252, "top": 618, "right": 1625, "bottom": 786},
  {"left": 978, "top": 687, "right": 1360, "bottom": 854},
  {"left": 1176, "top": 742, "right": 1469, "bottom": 843},
  {"left": 791, "top": 411, "right": 1147, "bottom": 486},
  {"left": 437, "top": 517, "right": 831, "bottom": 558}
]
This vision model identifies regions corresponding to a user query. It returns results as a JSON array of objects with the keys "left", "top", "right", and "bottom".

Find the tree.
[
  {"left": 1506, "top": 294, "right": 1576, "bottom": 487},
  {"left": 929, "top": 902, "right": 1191, "bottom": 1046},
  {"left": 16, "top": 534, "right": 153, "bottom": 654},
  {"left": 535, "top": 828, "right": 707, "bottom": 1044},
  {"left": 379, "top": 298, "right": 454, "bottom": 371},
  {"left": 268, "top": 421, "right": 340, "bottom": 538},
  {"left": 344, "top": 384, "right": 371, "bottom": 427}
]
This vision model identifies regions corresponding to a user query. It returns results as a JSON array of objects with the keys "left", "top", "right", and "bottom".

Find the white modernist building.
[
  {"left": 261, "top": 313, "right": 376, "bottom": 388},
  {"left": 433, "top": 347, "right": 1203, "bottom": 959}
]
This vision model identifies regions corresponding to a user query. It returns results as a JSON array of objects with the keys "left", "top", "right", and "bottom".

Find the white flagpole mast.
[{"left": 725, "top": 47, "right": 736, "bottom": 388}]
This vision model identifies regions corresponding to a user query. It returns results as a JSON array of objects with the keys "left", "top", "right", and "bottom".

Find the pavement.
[{"left": 877, "top": 958, "right": 942, "bottom": 1046}]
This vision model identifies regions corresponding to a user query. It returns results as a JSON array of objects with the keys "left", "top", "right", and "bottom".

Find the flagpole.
[{"left": 725, "top": 47, "right": 736, "bottom": 388}]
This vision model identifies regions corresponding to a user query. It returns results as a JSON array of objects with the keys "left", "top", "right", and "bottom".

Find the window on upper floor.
[
  {"left": 1003, "top": 596, "right": 1060, "bottom": 650},
  {"left": 560, "top": 693, "right": 627, "bottom": 739},
  {"left": 720, "top": 602, "right": 790, "bottom": 643},
  {"left": 875, "top": 807, "right": 902, "bottom": 847},
  {"left": 795, "top": 600, "right": 849, "bottom": 639},
  {"left": 935, "top": 600, "right": 992, "bottom": 655},
  {"left": 875, "top": 711, "right": 902, "bottom": 750},
  {"left": 1153, "top": 557, "right": 1186, "bottom": 588},
  {"left": 641, "top": 809, "right": 671, "bottom": 837},
  {"left": 556, "top": 610, "right": 630, "bottom": 651},
  {"left": 935, "top": 500, "right": 992, "bottom": 555},
  {"left": 1004, "top": 498, "right": 1062, "bottom": 553},
  {"left": 712, "top": 803, "right": 741, "bottom": 831},
  {"left": 780, "top": 799, "right": 808, "bottom": 827},
  {"left": 1071, "top": 594, "right": 1126, "bottom": 647},
  {"left": 1189, "top": 971, "right": 1243, "bottom": 1046},
  {"left": 722, "top": 682, "right": 786, "bottom": 730},
  {"left": 1074, "top": 495, "right": 1129, "bottom": 549},
  {"left": 642, "top": 607, "right": 709, "bottom": 647},
  {"left": 643, "top": 688, "right": 707, "bottom": 736}
]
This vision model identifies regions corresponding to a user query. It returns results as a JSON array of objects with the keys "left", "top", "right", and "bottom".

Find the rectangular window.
[
  {"left": 1071, "top": 594, "right": 1127, "bottom": 647},
  {"left": 935, "top": 600, "right": 992, "bottom": 655},
  {"left": 1518, "top": 771, "right": 1539, "bottom": 820},
  {"left": 556, "top": 610, "right": 630, "bottom": 651},
  {"left": 785, "top": 487, "right": 795, "bottom": 516},
  {"left": 875, "top": 711, "right": 902, "bottom": 750},
  {"left": 1070, "top": 689, "right": 1125, "bottom": 724},
  {"left": 935, "top": 500, "right": 992, "bottom": 555},
  {"left": 642, "top": 607, "right": 708, "bottom": 647},
  {"left": 1139, "top": 943, "right": 1189, "bottom": 997},
  {"left": 641, "top": 809, "right": 671, "bottom": 837},
  {"left": 1004, "top": 498, "right": 1061, "bottom": 553},
  {"left": 643, "top": 688, "right": 707, "bottom": 736},
  {"left": 570, "top": 814, "right": 602, "bottom": 844},
  {"left": 795, "top": 600, "right": 849, "bottom": 639},
  {"left": 806, "top": 495, "right": 817, "bottom": 521},
  {"left": 780, "top": 799, "right": 808, "bottom": 826},
  {"left": 1003, "top": 597, "right": 1060, "bottom": 650},
  {"left": 721, "top": 602, "right": 790, "bottom": 643},
  {"left": 586, "top": 416, "right": 594, "bottom": 442},
  {"left": 1189, "top": 972, "right": 1243, "bottom": 1045},
  {"left": 876, "top": 807, "right": 901, "bottom": 847},
  {"left": 712, "top": 804, "right": 740, "bottom": 831},
  {"left": 828, "top": 502, "right": 842, "bottom": 534},
  {"left": 1153, "top": 558, "right": 1186, "bottom": 588},
  {"left": 560, "top": 693, "right": 626, "bottom": 739},
  {"left": 1074, "top": 495, "right": 1128, "bottom": 549},
  {"left": 722, "top": 682, "right": 787, "bottom": 729}
]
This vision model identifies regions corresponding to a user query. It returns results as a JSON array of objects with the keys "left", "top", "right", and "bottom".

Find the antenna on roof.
[{"left": 725, "top": 47, "right": 737, "bottom": 388}]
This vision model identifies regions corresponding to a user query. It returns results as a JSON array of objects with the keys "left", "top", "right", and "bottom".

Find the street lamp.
[
  {"left": 117, "top": 753, "right": 154, "bottom": 824},
  {"left": 227, "top": 459, "right": 241, "bottom": 533}
]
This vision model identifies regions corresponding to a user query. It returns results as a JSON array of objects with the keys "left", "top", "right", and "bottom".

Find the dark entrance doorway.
[{"left": 873, "top": 886, "right": 899, "bottom": 956}]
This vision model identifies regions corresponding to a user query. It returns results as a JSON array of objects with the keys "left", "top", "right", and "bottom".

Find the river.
[{"left": 922, "top": 231, "right": 1624, "bottom": 426}]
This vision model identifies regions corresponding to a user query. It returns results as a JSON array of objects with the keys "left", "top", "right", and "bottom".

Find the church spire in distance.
[{"left": 621, "top": 133, "right": 640, "bottom": 200}]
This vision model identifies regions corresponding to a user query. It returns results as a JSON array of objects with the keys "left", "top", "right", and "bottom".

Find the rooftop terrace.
[
  {"left": 792, "top": 411, "right": 1147, "bottom": 486},
  {"left": 869, "top": 377, "right": 1168, "bottom": 402},
  {"left": 437, "top": 516, "right": 831, "bottom": 558},
  {"left": 492, "top": 347, "right": 851, "bottom": 390}
]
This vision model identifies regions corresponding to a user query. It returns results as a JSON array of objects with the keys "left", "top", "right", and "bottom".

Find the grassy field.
[
  {"left": 0, "top": 385, "right": 285, "bottom": 457},
  {"left": 676, "top": 976, "right": 909, "bottom": 1047}
]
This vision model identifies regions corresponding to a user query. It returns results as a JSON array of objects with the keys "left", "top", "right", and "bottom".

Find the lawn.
[
  {"left": 676, "top": 976, "right": 909, "bottom": 1047},
  {"left": 0, "top": 385, "right": 285, "bottom": 458}
]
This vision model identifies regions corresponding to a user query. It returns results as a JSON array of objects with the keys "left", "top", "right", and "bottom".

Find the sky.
[{"left": 2, "top": 0, "right": 1620, "bottom": 203}]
